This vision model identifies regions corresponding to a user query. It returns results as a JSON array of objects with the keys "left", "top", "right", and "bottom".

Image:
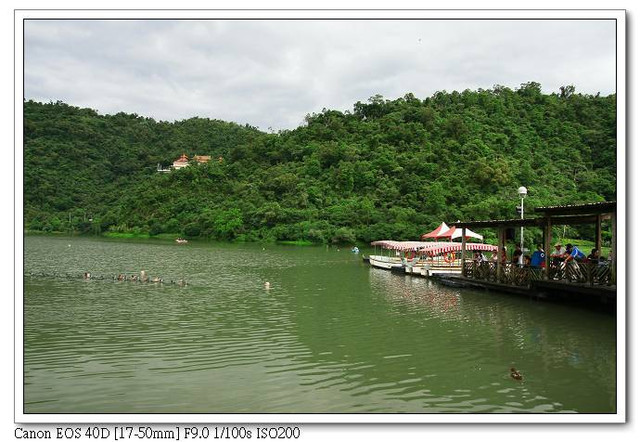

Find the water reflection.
[
  {"left": 369, "top": 269, "right": 463, "bottom": 319},
  {"left": 363, "top": 267, "right": 616, "bottom": 413}
]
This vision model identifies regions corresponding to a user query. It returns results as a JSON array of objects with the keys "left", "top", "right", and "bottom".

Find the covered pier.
[{"left": 451, "top": 201, "right": 616, "bottom": 306}]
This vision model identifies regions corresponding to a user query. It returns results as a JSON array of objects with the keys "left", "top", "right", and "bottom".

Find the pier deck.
[
  {"left": 369, "top": 260, "right": 617, "bottom": 309},
  {"left": 436, "top": 273, "right": 616, "bottom": 309}
]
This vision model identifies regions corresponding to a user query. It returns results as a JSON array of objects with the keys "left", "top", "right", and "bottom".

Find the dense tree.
[{"left": 23, "top": 84, "right": 617, "bottom": 243}]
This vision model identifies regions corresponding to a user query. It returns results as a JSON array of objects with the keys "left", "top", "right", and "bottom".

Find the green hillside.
[{"left": 23, "top": 82, "right": 616, "bottom": 244}]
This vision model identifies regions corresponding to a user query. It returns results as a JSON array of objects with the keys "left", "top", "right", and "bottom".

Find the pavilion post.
[
  {"left": 544, "top": 216, "right": 552, "bottom": 280},
  {"left": 611, "top": 210, "right": 616, "bottom": 285},
  {"left": 461, "top": 227, "right": 467, "bottom": 277},
  {"left": 497, "top": 226, "right": 504, "bottom": 284},
  {"left": 595, "top": 214, "right": 602, "bottom": 253}
]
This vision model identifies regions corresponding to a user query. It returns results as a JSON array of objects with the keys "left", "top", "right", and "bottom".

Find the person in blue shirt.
[
  {"left": 530, "top": 244, "right": 546, "bottom": 268},
  {"left": 565, "top": 243, "right": 586, "bottom": 263},
  {"left": 564, "top": 243, "right": 586, "bottom": 282}
]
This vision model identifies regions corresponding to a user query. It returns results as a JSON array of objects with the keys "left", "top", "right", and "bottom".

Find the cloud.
[{"left": 24, "top": 18, "right": 617, "bottom": 131}]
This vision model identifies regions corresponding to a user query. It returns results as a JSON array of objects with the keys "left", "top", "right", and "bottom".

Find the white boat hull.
[
  {"left": 368, "top": 255, "right": 402, "bottom": 270},
  {"left": 367, "top": 255, "right": 461, "bottom": 276}
]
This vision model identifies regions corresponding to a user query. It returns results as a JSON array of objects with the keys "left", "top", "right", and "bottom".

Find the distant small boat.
[
  {"left": 175, "top": 238, "right": 188, "bottom": 244},
  {"left": 351, "top": 246, "right": 360, "bottom": 254}
]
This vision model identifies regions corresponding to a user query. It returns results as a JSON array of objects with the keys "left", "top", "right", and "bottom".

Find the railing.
[
  {"left": 548, "top": 261, "right": 613, "bottom": 285},
  {"left": 464, "top": 260, "right": 614, "bottom": 287}
]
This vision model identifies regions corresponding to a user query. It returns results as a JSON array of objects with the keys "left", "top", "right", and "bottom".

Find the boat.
[
  {"left": 367, "top": 240, "right": 497, "bottom": 277},
  {"left": 367, "top": 241, "right": 426, "bottom": 271},
  {"left": 175, "top": 238, "right": 188, "bottom": 244}
]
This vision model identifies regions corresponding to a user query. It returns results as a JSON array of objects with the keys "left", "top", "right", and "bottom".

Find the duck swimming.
[{"left": 510, "top": 367, "right": 523, "bottom": 381}]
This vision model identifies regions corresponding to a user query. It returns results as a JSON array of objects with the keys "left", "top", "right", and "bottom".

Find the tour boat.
[{"left": 367, "top": 240, "right": 498, "bottom": 277}]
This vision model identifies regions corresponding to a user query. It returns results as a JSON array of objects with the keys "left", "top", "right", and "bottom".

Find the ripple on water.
[{"left": 23, "top": 237, "right": 617, "bottom": 413}]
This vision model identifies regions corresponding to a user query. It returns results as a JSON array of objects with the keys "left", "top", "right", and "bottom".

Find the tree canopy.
[{"left": 23, "top": 83, "right": 617, "bottom": 244}]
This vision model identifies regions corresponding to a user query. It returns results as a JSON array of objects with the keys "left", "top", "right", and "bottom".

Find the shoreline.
[{"left": 23, "top": 230, "right": 345, "bottom": 247}]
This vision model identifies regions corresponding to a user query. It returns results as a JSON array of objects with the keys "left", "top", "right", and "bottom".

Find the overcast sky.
[{"left": 24, "top": 18, "right": 617, "bottom": 131}]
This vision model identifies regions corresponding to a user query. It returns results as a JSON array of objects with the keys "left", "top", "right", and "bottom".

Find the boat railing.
[
  {"left": 370, "top": 255, "right": 402, "bottom": 263},
  {"left": 371, "top": 254, "right": 461, "bottom": 267},
  {"left": 464, "top": 261, "right": 614, "bottom": 287}
]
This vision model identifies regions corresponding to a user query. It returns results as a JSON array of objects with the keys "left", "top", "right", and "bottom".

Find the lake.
[{"left": 22, "top": 235, "right": 617, "bottom": 414}]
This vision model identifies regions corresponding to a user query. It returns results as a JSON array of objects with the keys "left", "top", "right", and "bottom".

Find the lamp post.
[{"left": 518, "top": 186, "right": 528, "bottom": 264}]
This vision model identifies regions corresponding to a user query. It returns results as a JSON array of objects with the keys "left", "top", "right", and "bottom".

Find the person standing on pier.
[
  {"left": 565, "top": 244, "right": 586, "bottom": 263},
  {"left": 531, "top": 244, "right": 546, "bottom": 268},
  {"left": 512, "top": 244, "right": 523, "bottom": 266}
]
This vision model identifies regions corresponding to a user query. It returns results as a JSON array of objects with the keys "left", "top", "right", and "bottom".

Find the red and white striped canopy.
[
  {"left": 370, "top": 240, "right": 432, "bottom": 251},
  {"left": 421, "top": 223, "right": 483, "bottom": 241},
  {"left": 421, "top": 222, "right": 451, "bottom": 239},
  {"left": 370, "top": 240, "right": 498, "bottom": 256},
  {"left": 420, "top": 242, "right": 497, "bottom": 257},
  {"left": 441, "top": 226, "right": 484, "bottom": 241}
]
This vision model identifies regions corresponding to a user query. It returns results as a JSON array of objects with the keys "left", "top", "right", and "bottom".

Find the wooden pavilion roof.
[
  {"left": 453, "top": 218, "right": 544, "bottom": 229},
  {"left": 534, "top": 201, "right": 616, "bottom": 216},
  {"left": 454, "top": 201, "right": 616, "bottom": 228}
]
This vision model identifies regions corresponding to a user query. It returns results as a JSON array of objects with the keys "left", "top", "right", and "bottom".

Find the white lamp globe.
[{"left": 518, "top": 186, "right": 528, "bottom": 197}]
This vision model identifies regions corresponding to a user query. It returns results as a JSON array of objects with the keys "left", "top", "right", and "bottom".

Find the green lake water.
[{"left": 23, "top": 236, "right": 617, "bottom": 414}]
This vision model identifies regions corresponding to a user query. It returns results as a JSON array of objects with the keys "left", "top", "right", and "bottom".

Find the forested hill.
[{"left": 24, "top": 82, "right": 616, "bottom": 244}]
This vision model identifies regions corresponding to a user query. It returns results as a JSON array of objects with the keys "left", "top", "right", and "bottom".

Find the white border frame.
[{"left": 15, "top": 8, "right": 626, "bottom": 425}]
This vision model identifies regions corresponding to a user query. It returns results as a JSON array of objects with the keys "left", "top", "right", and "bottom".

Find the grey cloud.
[{"left": 24, "top": 19, "right": 616, "bottom": 131}]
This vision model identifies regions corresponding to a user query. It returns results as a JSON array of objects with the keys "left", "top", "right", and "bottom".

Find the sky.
[{"left": 23, "top": 17, "right": 617, "bottom": 131}]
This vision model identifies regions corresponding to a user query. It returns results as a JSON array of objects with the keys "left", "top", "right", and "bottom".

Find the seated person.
[
  {"left": 550, "top": 242, "right": 565, "bottom": 264},
  {"left": 587, "top": 248, "right": 600, "bottom": 264}
]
